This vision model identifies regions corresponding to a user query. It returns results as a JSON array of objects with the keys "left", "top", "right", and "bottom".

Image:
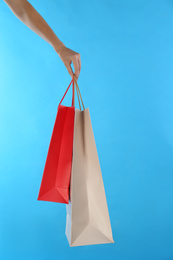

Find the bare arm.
[{"left": 3, "top": 0, "right": 81, "bottom": 80}]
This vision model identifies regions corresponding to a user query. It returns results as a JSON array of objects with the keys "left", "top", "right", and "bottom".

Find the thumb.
[{"left": 66, "top": 63, "right": 74, "bottom": 79}]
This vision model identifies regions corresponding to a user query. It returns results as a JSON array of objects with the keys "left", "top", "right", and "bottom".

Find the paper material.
[{"left": 65, "top": 108, "right": 114, "bottom": 246}]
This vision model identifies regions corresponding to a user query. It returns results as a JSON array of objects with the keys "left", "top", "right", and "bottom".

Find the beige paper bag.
[{"left": 65, "top": 79, "right": 114, "bottom": 247}]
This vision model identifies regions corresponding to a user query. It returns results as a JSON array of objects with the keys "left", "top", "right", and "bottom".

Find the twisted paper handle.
[
  {"left": 75, "top": 82, "right": 81, "bottom": 110},
  {"left": 74, "top": 76, "right": 85, "bottom": 110},
  {"left": 58, "top": 76, "right": 75, "bottom": 107}
]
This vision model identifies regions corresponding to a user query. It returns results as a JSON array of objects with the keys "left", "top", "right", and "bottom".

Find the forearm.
[{"left": 4, "top": 0, "right": 65, "bottom": 53}]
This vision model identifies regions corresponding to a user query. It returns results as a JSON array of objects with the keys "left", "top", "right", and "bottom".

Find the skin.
[{"left": 3, "top": 0, "right": 81, "bottom": 80}]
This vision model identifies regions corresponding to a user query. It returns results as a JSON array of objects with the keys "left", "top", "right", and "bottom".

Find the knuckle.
[{"left": 75, "top": 53, "right": 80, "bottom": 58}]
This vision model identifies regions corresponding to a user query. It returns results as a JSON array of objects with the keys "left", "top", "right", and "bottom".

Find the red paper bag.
[{"left": 37, "top": 78, "right": 75, "bottom": 204}]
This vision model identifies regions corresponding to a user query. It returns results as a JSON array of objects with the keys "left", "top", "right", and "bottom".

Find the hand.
[{"left": 55, "top": 45, "right": 81, "bottom": 81}]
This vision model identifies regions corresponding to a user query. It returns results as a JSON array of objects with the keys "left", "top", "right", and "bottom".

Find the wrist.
[{"left": 52, "top": 37, "right": 66, "bottom": 54}]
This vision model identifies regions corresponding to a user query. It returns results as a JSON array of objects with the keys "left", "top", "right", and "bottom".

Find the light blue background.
[{"left": 0, "top": 0, "right": 173, "bottom": 259}]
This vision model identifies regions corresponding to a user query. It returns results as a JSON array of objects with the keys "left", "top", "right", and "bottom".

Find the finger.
[
  {"left": 65, "top": 62, "right": 74, "bottom": 79},
  {"left": 78, "top": 54, "right": 81, "bottom": 72},
  {"left": 73, "top": 56, "right": 80, "bottom": 79},
  {"left": 78, "top": 59, "right": 81, "bottom": 78},
  {"left": 77, "top": 54, "right": 81, "bottom": 79},
  {"left": 76, "top": 59, "right": 80, "bottom": 80}
]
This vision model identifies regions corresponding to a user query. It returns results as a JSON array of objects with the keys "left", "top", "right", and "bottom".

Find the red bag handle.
[{"left": 58, "top": 75, "right": 75, "bottom": 107}]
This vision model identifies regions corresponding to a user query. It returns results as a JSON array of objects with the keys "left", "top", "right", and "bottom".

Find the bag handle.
[
  {"left": 58, "top": 75, "right": 75, "bottom": 107},
  {"left": 74, "top": 76, "right": 85, "bottom": 110},
  {"left": 76, "top": 85, "right": 81, "bottom": 110}
]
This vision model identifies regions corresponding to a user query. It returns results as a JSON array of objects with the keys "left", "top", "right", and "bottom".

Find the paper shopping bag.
[
  {"left": 65, "top": 79, "right": 114, "bottom": 246},
  {"left": 37, "top": 78, "right": 75, "bottom": 204}
]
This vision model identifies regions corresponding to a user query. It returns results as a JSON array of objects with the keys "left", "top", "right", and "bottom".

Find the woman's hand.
[
  {"left": 3, "top": 0, "right": 81, "bottom": 80},
  {"left": 55, "top": 45, "right": 81, "bottom": 81}
]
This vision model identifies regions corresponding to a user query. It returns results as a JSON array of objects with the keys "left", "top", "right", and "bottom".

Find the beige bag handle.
[
  {"left": 74, "top": 76, "right": 85, "bottom": 110},
  {"left": 75, "top": 80, "right": 81, "bottom": 110},
  {"left": 76, "top": 86, "right": 81, "bottom": 110}
]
